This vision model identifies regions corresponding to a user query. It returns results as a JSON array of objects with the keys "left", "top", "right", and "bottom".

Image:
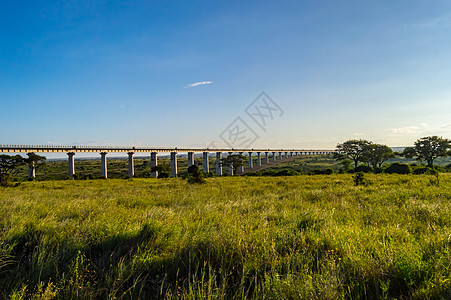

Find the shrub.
[
  {"left": 353, "top": 172, "right": 365, "bottom": 186},
  {"left": 324, "top": 168, "right": 334, "bottom": 175},
  {"left": 384, "top": 163, "right": 411, "bottom": 174},
  {"left": 413, "top": 167, "right": 430, "bottom": 175},
  {"left": 187, "top": 165, "right": 206, "bottom": 184},
  {"left": 354, "top": 165, "right": 373, "bottom": 173},
  {"left": 0, "top": 173, "right": 12, "bottom": 187}
]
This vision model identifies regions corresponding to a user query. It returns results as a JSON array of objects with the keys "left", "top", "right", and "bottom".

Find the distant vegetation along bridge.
[{"left": 0, "top": 145, "right": 336, "bottom": 179}]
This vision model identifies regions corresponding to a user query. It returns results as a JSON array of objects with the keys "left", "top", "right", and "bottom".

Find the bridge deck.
[{"left": 0, "top": 145, "right": 336, "bottom": 154}]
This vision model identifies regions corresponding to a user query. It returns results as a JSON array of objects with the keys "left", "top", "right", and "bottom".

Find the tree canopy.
[
  {"left": 333, "top": 139, "right": 372, "bottom": 168},
  {"left": 221, "top": 154, "right": 246, "bottom": 173},
  {"left": 0, "top": 154, "right": 26, "bottom": 187},
  {"left": 362, "top": 143, "right": 395, "bottom": 169},
  {"left": 402, "top": 136, "right": 450, "bottom": 167}
]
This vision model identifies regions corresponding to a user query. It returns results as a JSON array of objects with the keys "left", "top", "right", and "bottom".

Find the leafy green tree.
[
  {"left": 221, "top": 154, "right": 246, "bottom": 173},
  {"left": 187, "top": 164, "right": 205, "bottom": 184},
  {"left": 151, "top": 164, "right": 170, "bottom": 178},
  {"left": 333, "top": 139, "right": 372, "bottom": 168},
  {"left": 0, "top": 154, "right": 25, "bottom": 187},
  {"left": 362, "top": 144, "right": 395, "bottom": 169},
  {"left": 402, "top": 136, "right": 450, "bottom": 168},
  {"left": 25, "top": 153, "right": 46, "bottom": 179}
]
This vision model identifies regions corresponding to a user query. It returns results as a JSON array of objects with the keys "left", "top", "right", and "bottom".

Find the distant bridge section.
[{"left": 0, "top": 145, "right": 337, "bottom": 179}]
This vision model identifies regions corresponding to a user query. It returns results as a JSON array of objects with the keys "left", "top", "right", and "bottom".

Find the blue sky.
[{"left": 1, "top": 0, "right": 451, "bottom": 152}]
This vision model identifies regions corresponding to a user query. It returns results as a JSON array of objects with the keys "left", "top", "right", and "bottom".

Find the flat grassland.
[{"left": 1, "top": 174, "right": 450, "bottom": 299}]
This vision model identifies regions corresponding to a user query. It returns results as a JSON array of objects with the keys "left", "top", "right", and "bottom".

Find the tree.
[
  {"left": 402, "top": 136, "right": 450, "bottom": 168},
  {"left": 362, "top": 143, "right": 395, "bottom": 169},
  {"left": 333, "top": 139, "right": 372, "bottom": 168},
  {"left": 24, "top": 153, "right": 46, "bottom": 179},
  {"left": 187, "top": 164, "right": 205, "bottom": 184},
  {"left": 221, "top": 154, "right": 246, "bottom": 174},
  {"left": 0, "top": 154, "right": 25, "bottom": 187},
  {"left": 150, "top": 164, "right": 170, "bottom": 178}
]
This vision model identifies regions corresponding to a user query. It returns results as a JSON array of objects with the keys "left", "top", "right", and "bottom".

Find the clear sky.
[{"left": 1, "top": 0, "right": 451, "bottom": 152}]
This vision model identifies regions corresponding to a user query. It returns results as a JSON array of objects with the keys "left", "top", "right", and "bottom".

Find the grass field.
[{"left": 1, "top": 174, "right": 450, "bottom": 299}]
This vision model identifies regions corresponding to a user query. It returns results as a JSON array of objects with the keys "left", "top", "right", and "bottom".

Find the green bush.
[
  {"left": 413, "top": 167, "right": 430, "bottom": 175},
  {"left": 384, "top": 163, "right": 411, "bottom": 174},
  {"left": 354, "top": 165, "right": 373, "bottom": 173}
]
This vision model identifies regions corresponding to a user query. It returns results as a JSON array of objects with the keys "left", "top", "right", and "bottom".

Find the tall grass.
[{"left": 1, "top": 174, "right": 450, "bottom": 299}]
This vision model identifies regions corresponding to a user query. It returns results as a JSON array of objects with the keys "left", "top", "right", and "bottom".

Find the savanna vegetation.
[
  {"left": 1, "top": 135, "right": 450, "bottom": 298},
  {"left": 1, "top": 175, "right": 451, "bottom": 299}
]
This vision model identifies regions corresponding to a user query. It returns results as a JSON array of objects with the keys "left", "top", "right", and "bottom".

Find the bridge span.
[{"left": 0, "top": 145, "right": 337, "bottom": 179}]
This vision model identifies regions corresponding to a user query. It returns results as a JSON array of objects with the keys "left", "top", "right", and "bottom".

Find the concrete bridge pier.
[
  {"left": 67, "top": 152, "right": 75, "bottom": 178},
  {"left": 216, "top": 152, "right": 222, "bottom": 175},
  {"left": 257, "top": 152, "right": 261, "bottom": 166},
  {"left": 279, "top": 152, "right": 282, "bottom": 160},
  {"left": 202, "top": 152, "right": 209, "bottom": 173},
  {"left": 229, "top": 162, "right": 234, "bottom": 176},
  {"left": 265, "top": 152, "right": 269, "bottom": 164},
  {"left": 238, "top": 152, "right": 244, "bottom": 173},
  {"left": 128, "top": 152, "right": 134, "bottom": 177},
  {"left": 248, "top": 152, "right": 253, "bottom": 169},
  {"left": 272, "top": 152, "right": 276, "bottom": 162},
  {"left": 290, "top": 152, "right": 293, "bottom": 157},
  {"left": 285, "top": 152, "right": 288, "bottom": 158},
  {"left": 150, "top": 152, "right": 158, "bottom": 178},
  {"left": 100, "top": 152, "right": 108, "bottom": 178},
  {"left": 170, "top": 152, "right": 177, "bottom": 177},
  {"left": 187, "top": 152, "right": 194, "bottom": 168},
  {"left": 27, "top": 153, "right": 35, "bottom": 179}
]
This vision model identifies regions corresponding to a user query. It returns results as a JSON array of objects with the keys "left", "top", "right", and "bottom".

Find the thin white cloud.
[
  {"left": 386, "top": 126, "right": 420, "bottom": 135},
  {"left": 386, "top": 123, "right": 451, "bottom": 136},
  {"left": 412, "top": 16, "right": 451, "bottom": 28},
  {"left": 185, "top": 81, "right": 213, "bottom": 88}
]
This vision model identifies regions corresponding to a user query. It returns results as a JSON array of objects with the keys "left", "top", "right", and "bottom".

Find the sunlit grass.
[{"left": 1, "top": 174, "right": 450, "bottom": 298}]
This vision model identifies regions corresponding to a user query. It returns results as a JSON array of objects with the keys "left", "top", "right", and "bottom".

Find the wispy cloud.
[
  {"left": 412, "top": 15, "right": 451, "bottom": 28},
  {"left": 185, "top": 81, "right": 213, "bottom": 88},
  {"left": 386, "top": 123, "right": 451, "bottom": 136},
  {"left": 386, "top": 126, "right": 421, "bottom": 135}
]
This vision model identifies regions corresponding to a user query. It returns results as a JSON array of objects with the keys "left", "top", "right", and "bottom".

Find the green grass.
[{"left": 1, "top": 174, "right": 451, "bottom": 299}]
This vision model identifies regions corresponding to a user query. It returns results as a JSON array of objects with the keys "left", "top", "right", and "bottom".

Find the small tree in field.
[
  {"left": 362, "top": 143, "right": 395, "bottom": 169},
  {"left": 334, "top": 139, "right": 372, "bottom": 168},
  {"left": 187, "top": 165, "right": 205, "bottom": 184},
  {"left": 0, "top": 154, "right": 25, "bottom": 187},
  {"left": 221, "top": 154, "right": 246, "bottom": 174},
  {"left": 403, "top": 136, "right": 450, "bottom": 168}
]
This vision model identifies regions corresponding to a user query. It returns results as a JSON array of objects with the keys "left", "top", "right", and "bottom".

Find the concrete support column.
[
  {"left": 279, "top": 152, "right": 282, "bottom": 160},
  {"left": 216, "top": 152, "right": 222, "bottom": 175},
  {"left": 238, "top": 165, "right": 244, "bottom": 173},
  {"left": 27, "top": 153, "right": 35, "bottom": 179},
  {"left": 170, "top": 152, "right": 177, "bottom": 177},
  {"left": 28, "top": 164, "right": 35, "bottom": 179},
  {"left": 67, "top": 152, "right": 75, "bottom": 178},
  {"left": 285, "top": 152, "right": 288, "bottom": 158},
  {"left": 295, "top": 152, "right": 298, "bottom": 156},
  {"left": 257, "top": 152, "right": 261, "bottom": 166},
  {"left": 272, "top": 152, "right": 276, "bottom": 162},
  {"left": 265, "top": 152, "right": 269, "bottom": 164},
  {"left": 187, "top": 152, "right": 194, "bottom": 168},
  {"left": 100, "top": 152, "right": 108, "bottom": 178},
  {"left": 150, "top": 152, "right": 158, "bottom": 178},
  {"left": 228, "top": 152, "right": 233, "bottom": 175},
  {"left": 248, "top": 152, "right": 253, "bottom": 169},
  {"left": 202, "top": 152, "right": 209, "bottom": 173},
  {"left": 290, "top": 152, "right": 293, "bottom": 157},
  {"left": 128, "top": 152, "right": 134, "bottom": 177}
]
